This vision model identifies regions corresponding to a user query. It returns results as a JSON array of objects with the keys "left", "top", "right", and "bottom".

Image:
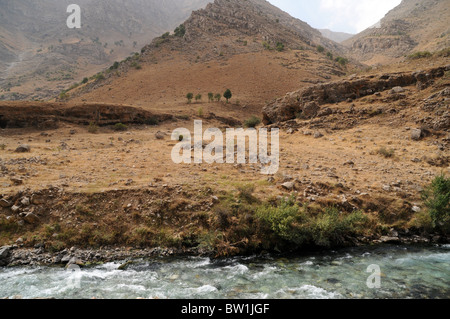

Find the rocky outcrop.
[
  {"left": 262, "top": 65, "right": 449, "bottom": 124},
  {"left": 0, "top": 102, "right": 173, "bottom": 129}
]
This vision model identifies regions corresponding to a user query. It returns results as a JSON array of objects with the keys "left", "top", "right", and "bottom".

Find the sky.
[{"left": 267, "top": 0, "right": 402, "bottom": 34}]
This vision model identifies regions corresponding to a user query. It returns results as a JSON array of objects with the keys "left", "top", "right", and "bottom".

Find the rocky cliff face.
[
  {"left": 343, "top": 0, "right": 450, "bottom": 65},
  {"left": 262, "top": 65, "right": 450, "bottom": 124}
]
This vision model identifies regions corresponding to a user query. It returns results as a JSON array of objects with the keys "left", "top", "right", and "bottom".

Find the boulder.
[
  {"left": 0, "top": 199, "right": 11, "bottom": 208},
  {"left": 411, "top": 129, "right": 423, "bottom": 141},
  {"left": 281, "top": 182, "right": 295, "bottom": 191},
  {"left": 15, "top": 144, "right": 31, "bottom": 153},
  {"left": 24, "top": 213, "right": 40, "bottom": 224}
]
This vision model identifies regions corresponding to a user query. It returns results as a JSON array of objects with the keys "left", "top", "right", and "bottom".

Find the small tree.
[
  {"left": 214, "top": 93, "right": 221, "bottom": 102},
  {"left": 186, "top": 92, "right": 194, "bottom": 104},
  {"left": 276, "top": 42, "right": 285, "bottom": 52},
  {"left": 174, "top": 24, "right": 186, "bottom": 37},
  {"left": 195, "top": 94, "right": 202, "bottom": 102},
  {"left": 208, "top": 92, "right": 214, "bottom": 103},
  {"left": 223, "top": 89, "right": 232, "bottom": 103},
  {"left": 81, "top": 77, "right": 89, "bottom": 84},
  {"left": 317, "top": 45, "right": 325, "bottom": 53}
]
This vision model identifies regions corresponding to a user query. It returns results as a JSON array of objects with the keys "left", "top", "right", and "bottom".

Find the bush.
[
  {"left": 110, "top": 61, "right": 119, "bottom": 70},
  {"left": 113, "top": 123, "right": 128, "bottom": 131},
  {"left": 422, "top": 174, "right": 450, "bottom": 233},
  {"left": 276, "top": 42, "right": 285, "bottom": 52},
  {"left": 198, "top": 107, "right": 204, "bottom": 118},
  {"left": 59, "top": 91, "right": 69, "bottom": 100},
  {"left": 262, "top": 41, "right": 271, "bottom": 50},
  {"left": 145, "top": 117, "right": 159, "bottom": 126},
  {"left": 256, "top": 197, "right": 369, "bottom": 247},
  {"left": 377, "top": 147, "right": 395, "bottom": 158},
  {"left": 408, "top": 51, "right": 432, "bottom": 59},
  {"left": 335, "top": 56, "right": 349, "bottom": 66},
  {"left": 81, "top": 77, "right": 89, "bottom": 84},
  {"left": 88, "top": 122, "right": 99, "bottom": 134},
  {"left": 317, "top": 45, "right": 325, "bottom": 53},
  {"left": 326, "top": 52, "right": 333, "bottom": 60},
  {"left": 195, "top": 93, "right": 202, "bottom": 102},
  {"left": 0, "top": 144, "right": 6, "bottom": 150},
  {"left": 186, "top": 92, "right": 194, "bottom": 104},
  {"left": 174, "top": 24, "right": 186, "bottom": 37},
  {"left": 223, "top": 89, "right": 232, "bottom": 103},
  {"left": 208, "top": 92, "right": 214, "bottom": 103},
  {"left": 244, "top": 116, "right": 261, "bottom": 128},
  {"left": 95, "top": 73, "right": 105, "bottom": 81},
  {"left": 214, "top": 93, "right": 221, "bottom": 102}
]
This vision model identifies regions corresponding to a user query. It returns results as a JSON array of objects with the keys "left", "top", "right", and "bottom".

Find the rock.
[
  {"left": 10, "top": 177, "right": 23, "bottom": 185},
  {"left": 411, "top": 129, "right": 423, "bottom": 141},
  {"left": 31, "top": 194, "right": 45, "bottom": 205},
  {"left": 61, "top": 255, "right": 72, "bottom": 264},
  {"left": 11, "top": 205, "right": 20, "bottom": 213},
  {"left": 15, "top": 238, "right": 23, "bottom": 244},
  {"left": 155, "top": 131, "right": 166, "bottom": 140},
  {"left": 390, "top": 86, "right": 405, "bottom": 94},
  {"left": 281, "top": 182, "right": 295, "bottom": 191},
  {"left": 0, "top": 246, "right": 11, "bottom": 264},
  {"left": 0, "top": 199, "right": 11, "bottom": 208},
  {"left": 343, "top": 160, "right": 354, "bottom": 166},
  {"left": 382, "top": 185, "right": 391, "bottom": 192},
  {"left": 24, "top": 213, "right": 40, "bottom": 224},
  {"left": 314, "top": 131, "right": 323, "bottom": 139},
  {"left": 69, "top": 130, "right": 77, "bottom": 135},
  {"left": 412, "top": 206, "right": 421, "bottom": 213},
  {"left": 20, "top": 197, "right": 30, "bottom": 206},
  {"left": 15, "top": 144, "right": 31, "bottom": 153}
]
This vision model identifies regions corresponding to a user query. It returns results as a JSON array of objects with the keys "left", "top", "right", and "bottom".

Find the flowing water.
[{"left": 0, "top": 245, "right": 449, "bottom": 299}]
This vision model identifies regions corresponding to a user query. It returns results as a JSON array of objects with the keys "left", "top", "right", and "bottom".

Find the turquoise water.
[{"left": 0, "top": 245, "right": 449, "bottom": 299}]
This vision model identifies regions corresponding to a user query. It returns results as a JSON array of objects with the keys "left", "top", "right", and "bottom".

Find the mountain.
[
  {"left": 66, "top": 0, "right": 352, "bottom": 108},
  {"left": 343, "top": 0, "right": 450, "bottom": 65},
  {"left": 319, "top": 29, "right": 354, "bottom": 43},
  {"left": 0, "top": 0, "right": 211, "bottom": 100}
]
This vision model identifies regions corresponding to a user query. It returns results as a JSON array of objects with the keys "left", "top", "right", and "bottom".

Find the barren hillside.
[{"left": 344, "top": 0, "right": 450, "bottom": 65}]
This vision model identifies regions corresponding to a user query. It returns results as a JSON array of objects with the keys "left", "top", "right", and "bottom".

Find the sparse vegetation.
[
  {"left": 113, "top": 123, "right": 128, "bottom": 131},
  {"left": 335, "top": 56, "right": 349, "bottom": 66},
  {"left": 81, "top": 77, "right": 89, "bottom": 84},
  {"left": 0, "top": 144, "right": 6, "bottom": 150},
  {"left": 195, "top": 93, "right": 202, "bottom": 102},
  {"left": 174, "top": 24, "right": 186, "bottom": 37},
  {"left": 408, "top": 51, "right": 432, "bottom": 59},
  {"left": 88, "top": 122, "right": 99, "bottom": 134},
  {"left": 421, "top": 174, "right": 450, "bottom": 233},
  {"left": 244, "top": 116, "right": 261, "bottom": 128},
  {"left": 316, "top": 45, "right": 325, "bottom": 53},
  {"left": 377, "top": 147, "right": 395, "bottom": 158},
  {"left": 208, "top": 92, "right": 214, "bottom": 103},
  {"left": 214, "top": 93, "right": 222, "bottom": 102},
  {"left": 276, "top": 42, "right": 285, "bottom": 52},
  {"left": 198, "top": 107, "right": 204, "bottom": 118}
]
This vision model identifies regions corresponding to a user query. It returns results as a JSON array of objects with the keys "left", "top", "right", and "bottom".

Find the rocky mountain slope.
[
  {"left": 65, "top": 0, "right": 352, "bottom": 108},
  {"left": 343, "top": 0, "right": 450, "bottom": 65},
  {"left": 319, "top": 29, "right": 354, "bottom": 43},
  {"left": 0, "top": 0, "right": 211, "bottom": 101}
]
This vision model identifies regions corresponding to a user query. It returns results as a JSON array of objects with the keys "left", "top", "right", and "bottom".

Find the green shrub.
[
  {"left": 256, "top": 197, "right": 369, "bottom": 247},
  {"left": 0, "top": 144, "right": 6, "bottom": 150},
  {"left": 59, "top": 91, "right": 69, "bottom": 100},
  {"left": 208, "top": 92, "right": 214, "bottom": 102},
  {"left": 244, "top": 116, "right": 261, "bottom": 128},
  {"left": 195, "top": 93, "right": 202, "bottom": 102},
  {"left": 198, "top": 107, "right": 204, "bottom": 118},
  {"left": 95, "top": 73, "right": 105, "bottom": 81},
  {"left": 422, "top": 174, "right": 450, "bottom": 233},
  {"left": 335, "top": 56, "right": 349, "bottom": 66},
  {"left": 81, "top": 77, "right": 89, "bottom": 84},
  {"left": 262, "top": 41, "right": 271, "bottom": 50},
  {"left": 326, "top": 52, "right": 333, "bottom": 60},
  {"left": 408, "top": 51, "right": 432, "bottom": 59},
  {"left": 110, "top": 61, "right": 119, "bottom": 70},
  {"left": 317, "top": 45, "right": 325, "bottom": 53},
  {"left": 224, "top": 89, "right": 232, "bottom": 103},
  {"left": 214, "top": 93, "right": 221, "bottom": 102},
  {"left": 174, "top": 24, "right": 186, "bottom": 37},
  {"left": 113, "top": 123, "right": 128, "bottom": 131},
  {"left": 145, "top": 117, "right": 159, "bottom": 126},
  {"left": 186, "top": 92, "right": 194, "bottom": 103},
  {"left": 276, "top": 42, "right": 285, "bottom": 52}
]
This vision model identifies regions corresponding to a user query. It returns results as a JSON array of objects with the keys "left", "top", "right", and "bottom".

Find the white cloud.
[{"left": 319, "top": 0, "right": 401, "bottom": 33}]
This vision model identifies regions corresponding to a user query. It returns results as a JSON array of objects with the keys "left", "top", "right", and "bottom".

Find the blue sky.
[{"left": 267, "top": 0, "right": 402, "bottom": 34}]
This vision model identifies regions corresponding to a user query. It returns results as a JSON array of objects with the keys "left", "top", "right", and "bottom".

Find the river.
[{"left": 0, "top": 244, "right": 449, "bottom": 299}]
